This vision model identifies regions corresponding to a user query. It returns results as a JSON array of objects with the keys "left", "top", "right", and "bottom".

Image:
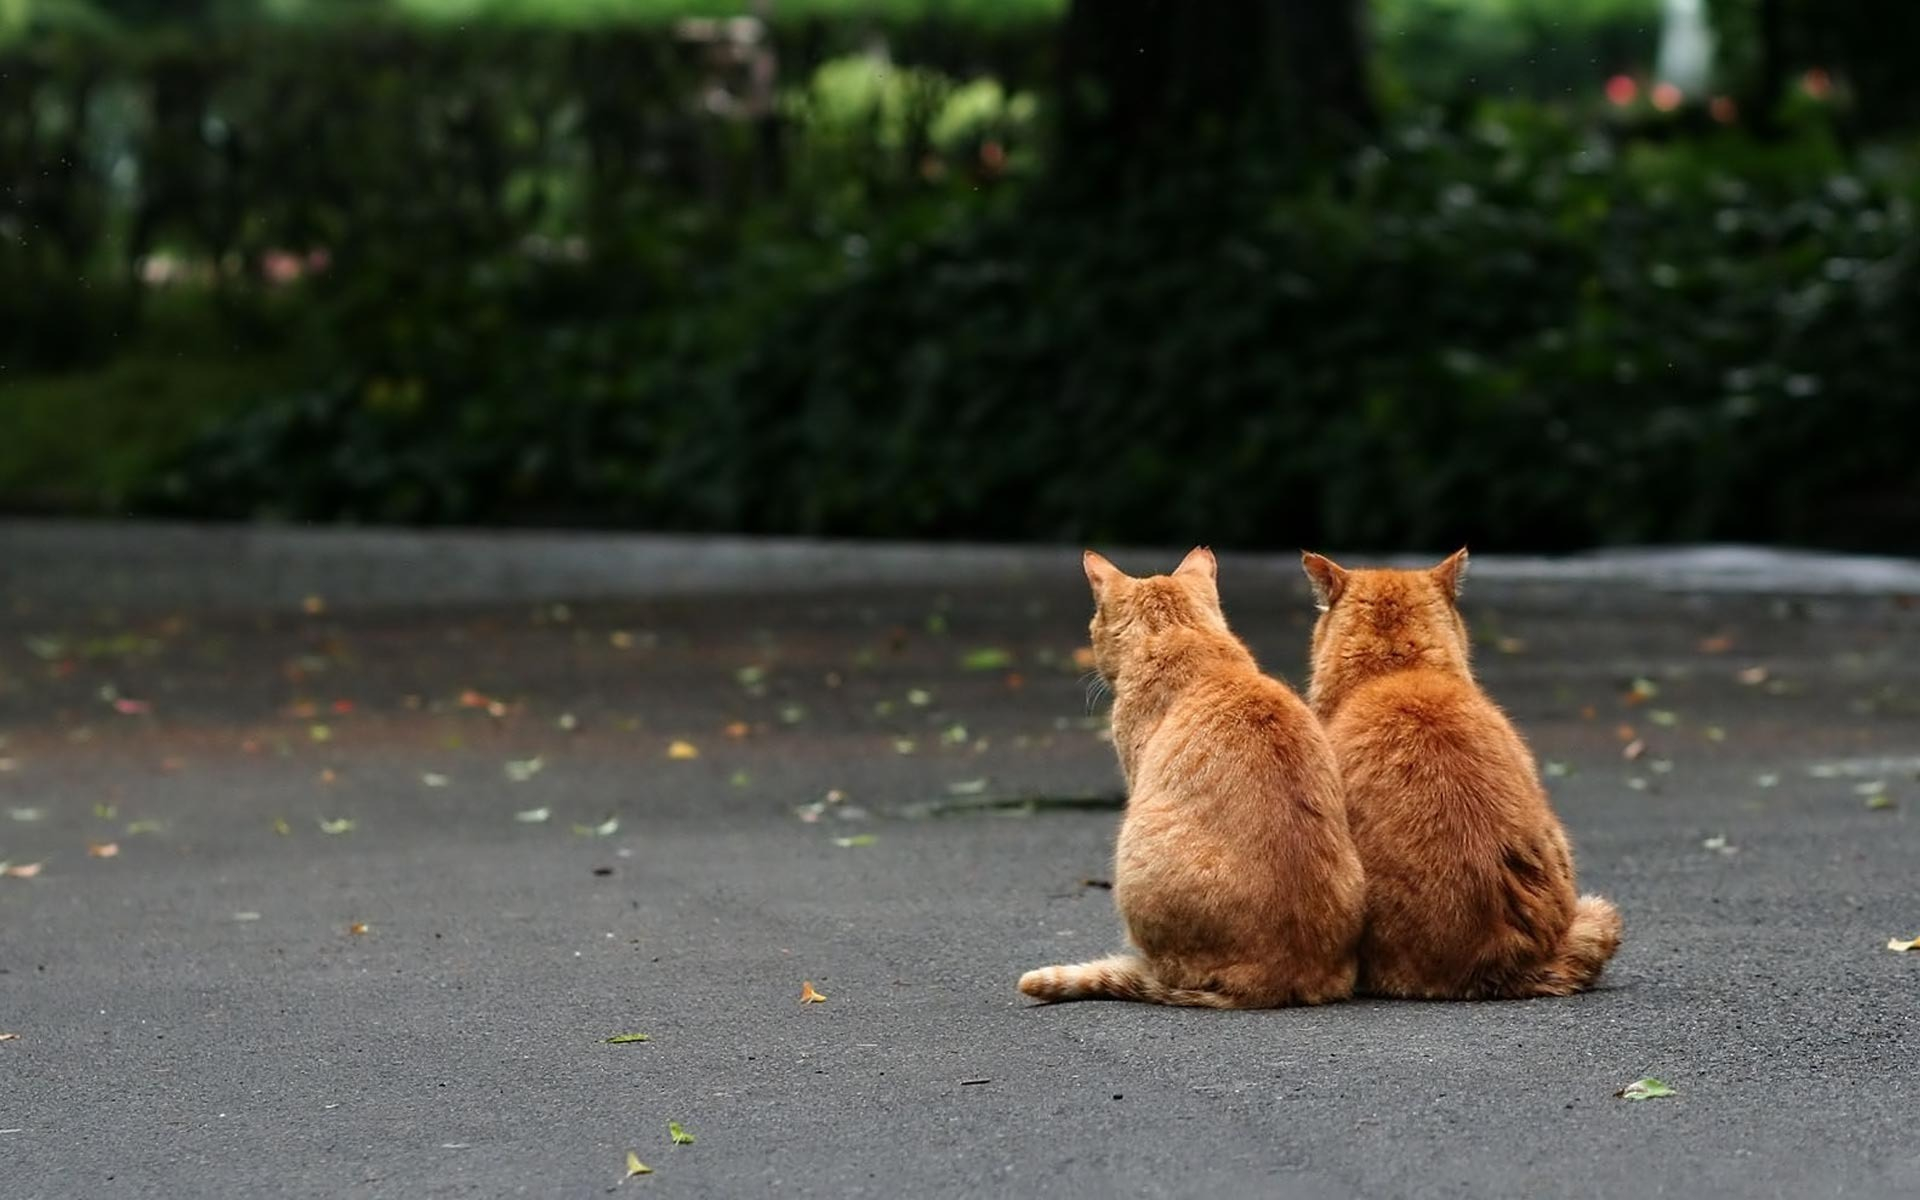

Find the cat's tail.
[
  {"left": 1018, "top": 954, "right": 1238, "bottom": 1008},
  {"left": 1508, "top": 893, "right": 1623, "bottom": 997}
]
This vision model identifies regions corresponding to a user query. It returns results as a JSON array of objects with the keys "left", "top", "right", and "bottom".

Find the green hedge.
[{"left": 146, "top": 107, "right": 1920, "bottom": 552}]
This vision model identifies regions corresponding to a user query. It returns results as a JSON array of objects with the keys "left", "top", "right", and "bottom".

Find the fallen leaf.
[
  {"left": 1615, "top": 723, "right": 1637, "bottom": 743},
  {"left": 317, "top": 817, "right": 355, "bottom": 835},
  {"left": 833, "top": 834, "right": 877, "bottom": 848},
  {"left": 505, "top": 756, "right": 545, "bottom": 783},
  {"left": 800, "top": 981, "right": 827, "bottom": 1004},
  {"left": 2, "top": 862, "right": 43, "bottom": 879},
  {"left": 94, "top": 802, "right": 117, "bottom": 820},
  {"left": 947, "top": 778, "right": 989, "bottom": 796},
  {"left": 1623, "top": 739, "right": 1646, "bottom": 761},
  {"left": 1736, "top": 666, "right": 1769, "bottom": 686},
  {"left": 273, "top": 817, "right": 292, "bottom": 835},
  {"left": 605, "top": 1033, "right": 651, "bottom": 1044},
  {"left": 906, "top": 688, "right": 932, "bottom": 708},
  {"left": 422, "top": 772, "right": 450, "bottom": 788},
  {"left": 941, "top": 724, "right": 969, "bottom": 746},
  {"left": 0, "top": 1033, "right": 17, "bottom": 1041},
  {"left": 112, "top": 698, "right": 151, "bottom": 716},
  {"left": 668, "top": 1121, "right": 695, "bottom": 1146},
  {"left": 1617, "top": 1077, "right": 1674, "bottom": 1101},
  {"left": 1866, "top": 793, "right": 1896, "bottom": 811},
  {"left": 1543, "top": 762, "right": 1571, "bottom": 779},
  {"left": 1755, "top": 773, "right": 1779, "bottom": 788},
  {"left": 515, "top": 807, "right": 551, "bottom": 824},
  {"left": 729, "top": 770, "right": 751, "bottom": 788},
  {"left": 734, "top": 665, "right": 766, "bottom": 688},
  {"left": 1625, "top": 677, "right": 1659, "bottom": 705},
  {"left": 892, "top": 738, "right": 917, "bottom": 755},
  {"left": 610, "top": 631, "right": 637, "bottom": 650},
  {"left": 1698, "top": 634, "right": 1734, "bottom": 654},
  {"left": 1702, "top": 835, "right": 1736, "bottom": 855},
  {"left": 557, "top": 712, "right": 580, "bottom": 732},
  {"left": 8, "top": 807, "right": 43, "bottom": 822},
  {"left": 125, "top": 816, "right": 166, "bottom": 834},
  {"left": 925, "top": 612, "right": 948, "bottom": 635},
  {"left": 667, "top": 740, "right": 699, "bottom": 760},
  {"left": 1647, "top": 710, "right": 1679, "bottom": 727},
  {"left": 960, "top": 647, "right": 1013, "bottom": 671},
  {"left": 1854, "top": 780, "right": 1888, "bottom": 797},
  {"left": 1705, "top": 725, "right": 1727, "bottom": 742},
  {"left": 778, "top": 703, "right": 808, "bottom": 725},
  {"left": 724, "top": 722, "right": 750, "bottom": 739},
  {"left": 1888, "top": 935, "right": 1919, "bottom": 952},
  {"left": 625, "top": 1151, "right": 652, "bottom": 1177},
  {"left": 302, "top": 595, "right": 327, "bottom": 615},
  {"left": 233, "top": 911, "right": 261, "bottom": 922},
  {"left": 87, "top": 842, "right": 120, "bottom": 858},
  {"left": 573, "top": 816, "right": 620, "bottom": 837},
  {"left": 347, "top": 922, "right": 369, "bottom": 935},
  {"left": 309, "top": 724, "right": 333, "bottom": 743}
]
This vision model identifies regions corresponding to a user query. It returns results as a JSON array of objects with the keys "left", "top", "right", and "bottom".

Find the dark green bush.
[{"left": 150, "top": 107, "right": 1920, "bottom": 552}]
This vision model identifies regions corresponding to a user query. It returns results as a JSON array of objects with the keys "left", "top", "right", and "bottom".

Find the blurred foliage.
[{"left": 5, "top": 5, "right": 1920, "bottom": 551}]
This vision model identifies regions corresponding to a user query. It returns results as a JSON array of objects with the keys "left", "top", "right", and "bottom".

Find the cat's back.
[{"left": 1328, "top": 668, "right": 1538, "bottom": 811}]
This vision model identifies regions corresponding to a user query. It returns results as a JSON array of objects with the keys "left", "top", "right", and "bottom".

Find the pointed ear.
[
  {"left": 1300, "top": 551, "right": 1348, "bottom": 612},
  {"left": 1172, "top": 545, "right": 1216, "bottom": 581},
  {"left": 1083, "top": 550, "right": 1125, "bottom": 599},
  {"left": 1432, "top": 547, "right": 1469, "bottom": 602}
]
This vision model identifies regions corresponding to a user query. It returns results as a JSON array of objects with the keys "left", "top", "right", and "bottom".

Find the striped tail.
[
  {"left": 1017, "top": 954, "right": 1237, "bottom": 1008},
  {"left": 1504, "top": 893, "right": 1624, "bottom": 998}
]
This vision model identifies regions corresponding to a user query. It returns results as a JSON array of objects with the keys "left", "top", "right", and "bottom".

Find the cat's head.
[
  {"left": 1082, "top": 547, "right": 1228, "bottom": 681},
  {"left": 1299, "top": 549, "right": 1472, "bottom": 681}
]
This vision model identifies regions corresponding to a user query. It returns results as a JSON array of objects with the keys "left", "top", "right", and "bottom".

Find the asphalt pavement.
[{"left": 1, "top": 524, "right": 1917, "bottom": 1198}]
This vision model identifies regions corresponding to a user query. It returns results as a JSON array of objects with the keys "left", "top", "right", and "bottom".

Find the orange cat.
[
  {"left": 1019, "top": 547, "right": 1366, "bottom": 1008},
  {"left": 1301, "top": 549, "right": 1621, "bottom": 999}
]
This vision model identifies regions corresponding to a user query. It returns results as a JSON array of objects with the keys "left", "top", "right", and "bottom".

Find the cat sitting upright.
[
  {"left": 1020, "top": 547, "right": 1366, "bottom": 1008},
  {"left": 1301, "top": 549, "right": 1621, "bottom": 1000}
]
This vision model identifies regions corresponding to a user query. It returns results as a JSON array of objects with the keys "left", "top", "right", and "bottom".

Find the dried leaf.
[
  {"left": 800, "top": 981, "right": 827, "bottom": 1004},
  {"left": 1702, "top": 835, "right": 1736, "bottom": 855},
  {"left": 505, "top": 756, "right": 545, "bottom": 783},
  {"left": 1887, "top": 935, "right": 1919, "bottom": 952},
  {"left": 605, "top": 1033, "right": 651, "bottom": 1044},
  {"left": 514, "top": 807, "right": 551, "bottom": 824},
  {"left": 960, "top": 647, "right": 1013, "bottom": 671},
  {"left": 1736, "top": 666, "right": 1769, "bottom": 686},
  {"left": 1698, "top": 634, "right": 1735, "bottom": 654},
  {"left": 1617, "top": 1077, "right": 1674, "bottom": 1100},
  {"left": 87, "top": 842, "right": 120, "bottom": 858},
  {"left": 833, "top": 834, "right": 877, "bottom": 848},
  {"left": 347, "top": 922, "right": 369, "bottom": 936},
  {"left": 724, "top": 722, "right": 750, "bottom": 739},
  {"left": 610, "top": 631, "right": 637, "bottom": 650},
  {"left": 667, "top": 740, "right": 699, "bottom": 760},
  {"left": 1623, "top": 739, "right": 1646, "bottom": 762},
  {"left": 0, "top": 1032, "right": 18, "bottom": 1041},
  {"left": 625, "top": 1151, "right": 652, "bottom": 1177},
  {"left": 2, "top": 862, "right": 43, "bottom": 879},
  {"left": 668, "top": 1121, "right": 695, "bottom": 1146},
  {"left": 573, "top": 816, "right": 620, "bottom": 838}
]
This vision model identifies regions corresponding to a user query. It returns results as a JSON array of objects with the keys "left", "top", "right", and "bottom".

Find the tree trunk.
[{"left": 1052, "top": 0, "right": 1374, "bottom": 187}]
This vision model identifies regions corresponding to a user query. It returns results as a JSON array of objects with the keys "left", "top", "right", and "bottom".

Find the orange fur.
[
  {"left": 1019, "top": 547, "right": 1366, "bottom": 1009},
  {"left": 1301, "top": 549, "right": 1622, "bottom": 1000}
]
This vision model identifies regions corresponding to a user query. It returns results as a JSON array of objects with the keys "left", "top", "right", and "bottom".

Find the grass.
[{"left": 0, "top": 349, "right": 300, "bottom": 515}]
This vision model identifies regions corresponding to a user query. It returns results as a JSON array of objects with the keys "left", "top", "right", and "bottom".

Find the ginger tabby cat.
[
  {"left": 1019, "top": 547, "right": 1365, "bottom": 1008},
  {"left": 1301, "top": 549, "right": 1621, "bottom": 999}
]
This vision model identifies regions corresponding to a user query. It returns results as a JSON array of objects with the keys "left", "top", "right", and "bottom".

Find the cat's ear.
[
  {"left": 1301, "top": 551, "right": 1348, "bottom": 612},
  {"left": 1432, "top": 547, "right": 1469, "bottom": 602},
  {"left": 1084, "top": 550, "right": 1125, "bottom": 599},
  {"left": 1172, "top": 546, "right": 1216, "bottom": 581}
]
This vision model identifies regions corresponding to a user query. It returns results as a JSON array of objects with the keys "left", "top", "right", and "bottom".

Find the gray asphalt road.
[{"left": 2, "top": 529, "right": 1918, "bottom": 1198}]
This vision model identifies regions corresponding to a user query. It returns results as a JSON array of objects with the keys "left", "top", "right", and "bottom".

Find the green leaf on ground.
[
  {"left": 833, "top": 834, "right": 877, "bottom": 848},
  {"left": 960, "top": 647, "right": 1013, "bottom": 671},
  {"left": 668, "top": 1121, "right": 695, "bottom": 1145},
  {"left": 1617, "top": 1077, "right": 1674, "bottom": 1100},
  {"left": 625, "top": 1151, "right": 652, "bottom": 1177},
  {"left": 505, "top": 756, "right": 545, "bottom": 782},
  {"left": 605, "top": 1033, "right": 651, "bottom": 1044},
  {"left": 317, "top": 817, "right": 355, "bottom": 835}
]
